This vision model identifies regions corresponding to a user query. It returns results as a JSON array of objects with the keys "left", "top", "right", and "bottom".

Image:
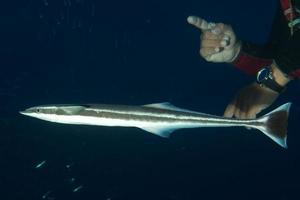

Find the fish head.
[
  {"left": 19, "top": 105, "right": 86, "bottom": 122},
  {"left": 20, "top": 105, "right": 60, "bottom": 122}
]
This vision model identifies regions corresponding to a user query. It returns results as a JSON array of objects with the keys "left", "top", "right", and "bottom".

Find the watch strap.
[{"left": 261, "top": 77, "right": 286, "bottom": 93}]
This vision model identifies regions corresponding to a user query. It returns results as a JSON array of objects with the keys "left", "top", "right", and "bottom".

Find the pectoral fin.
[{"left": 140, "top": 126, "right": 177, "bottom": 138}]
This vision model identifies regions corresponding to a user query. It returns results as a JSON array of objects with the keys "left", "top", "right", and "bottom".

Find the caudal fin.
[{"left": 256, "top": 103, "right": 291, "bottom": 148}]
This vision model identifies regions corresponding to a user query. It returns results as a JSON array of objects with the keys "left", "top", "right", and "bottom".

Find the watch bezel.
[{"left": 257, "top": 67, "right": 271, "bottom": 84}]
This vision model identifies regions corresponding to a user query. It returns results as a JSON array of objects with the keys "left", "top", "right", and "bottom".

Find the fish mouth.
[{"left": 19, "top": 111, "right": 29, "bottom": 116}]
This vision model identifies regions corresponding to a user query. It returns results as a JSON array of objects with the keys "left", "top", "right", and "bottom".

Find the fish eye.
[{"left": 36, "top": 109, "right": 40, "bottom": 112}]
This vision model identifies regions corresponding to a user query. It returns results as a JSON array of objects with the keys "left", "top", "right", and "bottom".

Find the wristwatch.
[{"left": 256, "top": 67, "right": 286, "bottom": 93}]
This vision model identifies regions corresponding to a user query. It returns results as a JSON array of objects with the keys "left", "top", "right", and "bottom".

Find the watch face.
[{"left": 257, "top": 68, "right": 270, "bottom": 83}]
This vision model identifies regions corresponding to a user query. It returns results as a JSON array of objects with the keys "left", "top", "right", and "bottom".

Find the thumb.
[{"left": 187, "top": 16, "right": 213, "bottom": 31}]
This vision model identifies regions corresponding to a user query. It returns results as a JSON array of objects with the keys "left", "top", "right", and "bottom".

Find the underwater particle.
[
  {"left": 73, "top": 185, "right": 83, "bottom": 193},
  {"left": 52, "top": 27, "right": 56, "bottom": 36},
  {"left": 43, "top": 0, "right": 49, "bottom": 6},
  {"left": 88, "top": 24, "right": 93, "bottom": 33},
  {"left": 35, "top": 160, "right": 46, "bottom": 169},
  {"left": 180, "top": 146, "right": 186, "bottom": 151},
  {"left": 91, "top": 3, "right": 95, "bottom": 16},
  {"left": 42, "top": 190, "right": 55, "bottom": 200},
  {"left": 66, "top": 162, "right": 74, "bottom": 169},
  {"left": 78, "top": 19, "right": 82, "bottom": 28},
  {"left": 114, "top": 39, "right": 118, "bottom": 49},
  {"left": 68, "top": 177, "right": 76, "bottom": 184},
  {"left": 60, "top": 10, "right": 65, "bottom": 20}
]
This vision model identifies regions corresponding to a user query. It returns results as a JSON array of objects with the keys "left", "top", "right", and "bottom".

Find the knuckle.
[
  {"left": 216, "top": 23, "right": 225, "bottom": 29},
  {"left": 241, "top": 112, "right": 247, "bottom": 119},
  {"left": 199, "top": 49, "right": 207, "bottom": 57}
]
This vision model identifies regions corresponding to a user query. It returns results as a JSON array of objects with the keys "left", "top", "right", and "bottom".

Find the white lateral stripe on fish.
[{"left": 19, "top": 102, "right": 292, "bottom": 148}]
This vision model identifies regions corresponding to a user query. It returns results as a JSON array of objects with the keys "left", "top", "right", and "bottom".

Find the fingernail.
[
  {"left": 220, "top": 40, "right": 228, "bottom": 47},
  {"left": 205, "top": 54, "right": 213, "bottom": 61},
  {"left": 223, "top": 35, "right": 230, "bottom": 41},
  {"left": 187, "top": 16, "right": 196, "bottom": 24}
]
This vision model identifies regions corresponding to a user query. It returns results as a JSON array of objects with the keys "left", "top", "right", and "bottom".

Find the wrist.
[
  {"left": 270, "top": 62, "right": 291, "bottom": 87},
  {"left": 256, "top": 65, "right": 287, "bottom": 94}
]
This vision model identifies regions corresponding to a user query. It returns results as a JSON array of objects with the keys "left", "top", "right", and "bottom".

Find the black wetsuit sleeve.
[{"left": 233, "top": 4, "right": 300, "bottom": 78}]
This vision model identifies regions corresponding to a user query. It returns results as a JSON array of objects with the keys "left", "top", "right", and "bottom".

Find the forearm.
[{"left": 231, "top": 44, "right": 273, "bottom": 75}]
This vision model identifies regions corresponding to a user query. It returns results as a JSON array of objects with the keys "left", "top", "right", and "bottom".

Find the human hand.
[
  {"left": 224, "top": 83, "right": 279, "bottom": 119},
  {"left": 187, "top": 16, "right": 241, "bottom": 63}
]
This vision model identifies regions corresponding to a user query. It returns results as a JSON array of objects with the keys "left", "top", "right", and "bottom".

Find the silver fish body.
[{"left": 20, "top": 102, "right": 291, "bottom": 148}]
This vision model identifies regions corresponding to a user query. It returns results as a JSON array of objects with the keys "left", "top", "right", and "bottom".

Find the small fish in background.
[
  {"left": 63, "top": 0, "right": 68, "bottom": 7},
  {"left": 67, "top": 0, "right": 72, "bottom": 7},
  {"left": 65, "top": 162, "right": 74, "bottom": 169},
  {"left": 35, "top": 160, "right": 47, "bottom": 169},
  {"left": 42, "top": 190, "right": 55, "bottom": 200},
  {"left": 43, "top": 0, "right": 49, "bottom": 6},
  {"left": 73, "top": 185, "right": 83, "bottom": 193},
  {"left": 67, "top": 177, "right": 76, "bottom": 184},
  {"left": 20, "top": 102, "right": 292, "bottom": 148}
]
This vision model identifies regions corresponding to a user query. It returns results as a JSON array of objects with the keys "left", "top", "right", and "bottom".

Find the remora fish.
[{"left": 20, "top": 102, "right": 291, "bottom": 148}]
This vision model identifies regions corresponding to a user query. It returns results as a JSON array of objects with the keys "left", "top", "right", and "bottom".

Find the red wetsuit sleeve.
[{"left": 232, "top": 51, "right": 273, "bottom": 75}]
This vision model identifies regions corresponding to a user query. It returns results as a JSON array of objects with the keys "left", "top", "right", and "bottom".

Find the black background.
[{"left": 1, "top": 0, "right": 300, "bottom": 199}]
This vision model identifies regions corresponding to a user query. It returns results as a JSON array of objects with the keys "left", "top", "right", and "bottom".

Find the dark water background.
[{"left": 1, "top": 0, "right": 300, "bottom": 199}]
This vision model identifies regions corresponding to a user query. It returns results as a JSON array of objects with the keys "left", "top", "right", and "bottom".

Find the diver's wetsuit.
[
  {"left": 232, "top": 0, "right": 300, "bottom": 78},
  {"left": 231, "top": 0, "right": 300, "bottom": 150}
]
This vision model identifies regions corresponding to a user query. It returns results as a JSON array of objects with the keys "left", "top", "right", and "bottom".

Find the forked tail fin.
[{"left": 256, "top": 103, "right": 292, "bottom": 148}]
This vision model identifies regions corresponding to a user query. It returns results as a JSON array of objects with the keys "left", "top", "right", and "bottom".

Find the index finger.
[{"left": 187, "top": 16, "right": 212, "bottom": 31}]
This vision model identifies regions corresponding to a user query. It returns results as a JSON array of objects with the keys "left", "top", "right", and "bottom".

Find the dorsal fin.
[{"left": 143, "top": 102, "right": 201, "bottom": 114}]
